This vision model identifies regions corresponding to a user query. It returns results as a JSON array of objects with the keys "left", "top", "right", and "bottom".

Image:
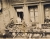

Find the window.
[
  {"left": 35, "top": 8, "right": 38, "bottom": 23},
  {"left": 14, "top": 7, "right": 24, "bottom": 21},
  {"left": 29, "top": 8, "right": 34, "bottom": 22},
  {"left": 44, "top": 4, "right": 50, "bottom": 23},
  {"left": 29, "top": 6, "right": 38, "bottom": 23}
]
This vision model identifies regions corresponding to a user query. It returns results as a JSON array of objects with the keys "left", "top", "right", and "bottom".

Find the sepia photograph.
[{"left": 0, "top": 0, "right": 50, "bottom": 39}]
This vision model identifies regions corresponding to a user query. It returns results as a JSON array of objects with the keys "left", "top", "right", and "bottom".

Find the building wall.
[
  {"left": 0, "top": 0, "right": 50, "bottom": 33},
  {"left": 0, "top": 0, "right": 17, "bottom": 33},
  {"left": 10, "top": 0, "right": 50, "bottom": 24}
]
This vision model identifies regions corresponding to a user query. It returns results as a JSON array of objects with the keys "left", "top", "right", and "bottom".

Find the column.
[
  {"left": 38, "top": 3, "right": 44, "bottom": 24},
  {"left": 9, "top": 5, "right": 17, "bottom": 23},
  {"left": 23, "top": 5, "right": 30, "bottom": 24},
  {"left": 7, "top": 0, "right": 17, "bottom": 23},
  {"left": 2, "top": 0, "right": 10, "bottom": 25},
  {"left": 1, "top": 0, "right": 9, "bottom": 34}
]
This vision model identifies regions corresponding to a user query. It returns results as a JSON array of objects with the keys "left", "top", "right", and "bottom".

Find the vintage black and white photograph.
[{"left": 0, "top": 0, "right": 50, "bottom": 39}]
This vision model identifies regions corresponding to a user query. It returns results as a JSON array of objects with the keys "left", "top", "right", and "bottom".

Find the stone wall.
[{"left": 0, "top": 0, "right": 17, "bottom": 33}]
